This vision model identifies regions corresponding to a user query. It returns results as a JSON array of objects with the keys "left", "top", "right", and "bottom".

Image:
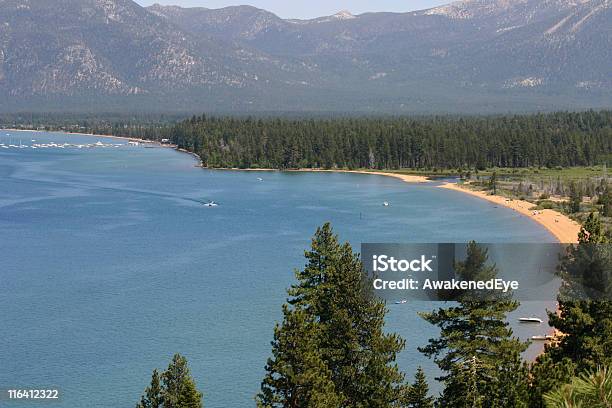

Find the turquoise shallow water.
[{"left": 0, "top": 131, "right": 556, "bottom": 407}]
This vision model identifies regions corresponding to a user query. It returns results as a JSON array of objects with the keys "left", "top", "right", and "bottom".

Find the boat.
[
  {"left": 531, "top": 335, "right": 556, "bottom": 341},
  {"left": 519, "top": 317, "right": 543, "bottom": 324},
  {"left": 383, "top": 201, "right": 390, "bottom": 207},
  {"left": 395, "top": 299, "right": 407, "bottom": 304},
  {"left": 203, "top": 201, "right": 219, "bottom": 207},
  {"left": 257, "top": 177, "right": 263, "bottom": 181}
]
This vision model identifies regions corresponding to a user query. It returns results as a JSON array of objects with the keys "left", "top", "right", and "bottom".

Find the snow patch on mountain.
[{"left": 503, "top": 77, "right": 544, "bottom": 88}]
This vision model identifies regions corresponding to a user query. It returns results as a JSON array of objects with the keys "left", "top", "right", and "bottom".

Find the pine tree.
[
  {"left": 137, "top": 369, "right": 163, "bottom": 408},
  {"left": 257, "top": 305, "right": 342, "bottom": 408},
  {"left": 569, "top": 181, "right": 582, "bottom": 213},
  {"left": 489, "top": 171, "right": 498, "bottom": 195},
  {"left": 596, "top": 180, "right": 612, "bottom": 217},
  {"left": 419, "top": 242, "right": 529, "bottom": 408},
  {"left": 543, "top": 366, "right": 612, "bottom": 408},
  {"left": 444, "top": 357, "right": 485, "bottom": 408},
  {"left": 405, "top": 367, "right": 434, "bottom": 408},
  {"left": 546, "top": 213, "right": 612, "bottom": 373},
  {"left": 577, "top": 212, "right": 607, "bottom": 244},
  {"left": 162, "top": 354, "right": 203, "bottom": 408},
  {"left": 530, "top": 213, "right": 612, "bottom": 407},
  {"left": 529, "top": 354, "right": 576, "bottom": 408},
  {"left": 137, "top": 354, "right": 203, "bottom": 408},
  {"left": 260, "top": 223, "right": 408, "bottom": 408}
]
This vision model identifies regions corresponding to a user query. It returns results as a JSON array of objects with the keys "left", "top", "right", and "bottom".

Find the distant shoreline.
[
  {"left": 1, "top": 128, "right": 151, "bottom": 143},
  {"left": 209, "top": 167, "right": 430, "bottom": 183}
]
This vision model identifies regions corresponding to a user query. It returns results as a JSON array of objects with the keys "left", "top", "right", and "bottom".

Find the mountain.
[
  {"left": 0, "top": 0, "right": 321, "bottom": 112},
  {"left": 0, "top": 0, "right": 610, "bottom": 113}
]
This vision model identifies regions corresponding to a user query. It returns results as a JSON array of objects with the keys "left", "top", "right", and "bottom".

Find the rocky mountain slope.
[{"left": 0, "top": 0, "right": 610, "bottom": 112}]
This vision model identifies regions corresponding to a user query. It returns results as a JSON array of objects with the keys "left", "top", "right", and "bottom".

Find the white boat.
[
  {"left": 257, "top": 177, "right": 263, "bottom": 181},
  {"left": 395, "top": 299, "right": 407, "bottom": 304},
  {"left": 383, "top": 201, "right": 390, "bottom": 207},
  {"left": 531, "top": 335, "right": 555, "bottom": 341},
  {"left": 519, "top": 317, "right": 543, "bottom": 324},
  {"left": 203, "top": 201, "right": 219, "bottom": 207}
]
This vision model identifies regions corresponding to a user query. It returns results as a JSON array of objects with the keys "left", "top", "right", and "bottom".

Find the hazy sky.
[{"left": 135, "top": 0, "right": 451, "bottom": 19}]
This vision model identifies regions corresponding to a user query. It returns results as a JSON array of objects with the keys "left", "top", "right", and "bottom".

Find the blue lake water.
[{"left": 0, "top": 131, "right": 557, "bottom": 407}]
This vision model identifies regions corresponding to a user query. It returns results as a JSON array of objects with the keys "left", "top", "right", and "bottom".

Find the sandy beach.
[
  {"left": 291, "top": 169, "right": 430, "bottom": 183},
  {"left": 440, "top": 183, "right": 580, "bottom": 244},
  {"left": 212, "top": 167, "right": 430, "bottom": 183}
]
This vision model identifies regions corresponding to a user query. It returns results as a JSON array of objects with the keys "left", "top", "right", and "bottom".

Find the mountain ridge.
[{"left": 0, "top": 0, "right": 609, "bottom": 113}]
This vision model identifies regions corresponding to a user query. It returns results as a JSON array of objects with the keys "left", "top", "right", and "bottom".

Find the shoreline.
[
  {"left": 2, "top": 128, "right": 150, "bottom": 143},
  {"left": 212, "top": 166, "right": 580, "bottom": 244},
  {"left": 210, "top": 167, "right": 430, "bottom": 183},
  {"left": 439, "top": 182, "right": 580, "bottom": 244},
  {"left": 4, "top": 128, "right": 578, "bottom": 243}
]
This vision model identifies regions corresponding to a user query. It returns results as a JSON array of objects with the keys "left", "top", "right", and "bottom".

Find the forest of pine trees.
[
  {"left": 5, "top": 111, "right": 610, "bottom": 171},
  {"left": 156, "top": 111, "right": 612, "bottom": 170}
]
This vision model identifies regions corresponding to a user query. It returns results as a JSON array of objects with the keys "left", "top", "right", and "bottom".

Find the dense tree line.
[
  {"left": 4, "top": 111, "right": 611, "bottom": 171},
  {"left": 163, "top": 111, "right": 612, "bottom": 170}
]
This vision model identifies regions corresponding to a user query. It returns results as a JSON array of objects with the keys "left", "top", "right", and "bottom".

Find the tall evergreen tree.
[
  {"left": 162, "top": 354, "right": 203, "bottom": 408},
  {"left": 257, "top": 305, "right": 342, "bottom": 408},
  {"left": 546, "top": 214, "right": 612, "bottom": 372},
  {"left": 137, "top": 369, "right": 163, "bottom": 408},
  {"left": 260, "top": 223, "right": 408, "bottom": 408},
  {"left": 137, "top": 354, "right": 203, "bottom": 408},
  {"left": 405, "top": 367, "right": 434, "bottom": 408},
  {"left": 596, "top": 180, "right": 612, "bottom": 217},
  {"left": 419, "top": 242, "right": 529, "bottom": 408},
  {"left": 569, "top": 182, "right": 582, "bottom": 214},
  {"left": 489, "top": 171, "right": 498, "bottom": 195}
]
